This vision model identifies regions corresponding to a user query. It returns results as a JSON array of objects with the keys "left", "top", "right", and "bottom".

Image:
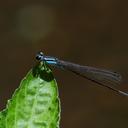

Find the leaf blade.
[{"left": 1, "top": 63, "right": 60, "bottom": 128}]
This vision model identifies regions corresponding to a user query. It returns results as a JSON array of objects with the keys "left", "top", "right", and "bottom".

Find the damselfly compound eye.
[{"left": 36, "top": 52, "right": 44, "bottom": 61}]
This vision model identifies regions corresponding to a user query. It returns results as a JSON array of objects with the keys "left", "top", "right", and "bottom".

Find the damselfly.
[{"left": 36, "top": 52, "right": 128, "bottom": 96}]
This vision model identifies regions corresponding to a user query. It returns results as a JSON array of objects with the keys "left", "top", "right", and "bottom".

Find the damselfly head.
[{"left": 36, "top": 52, "right": 44, "bottom": 61}]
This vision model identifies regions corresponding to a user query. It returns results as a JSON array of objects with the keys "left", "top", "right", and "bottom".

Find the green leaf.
[
  {"left": 0, "top": 62, "right": 60, "bottom": 128},
  {"left": 0, "top": 109, "right": 7, "bottom": 128}
]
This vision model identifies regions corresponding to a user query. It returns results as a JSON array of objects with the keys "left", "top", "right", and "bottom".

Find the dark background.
[{"left": 0, "top": 0, "right": 128, "bottom": 127}]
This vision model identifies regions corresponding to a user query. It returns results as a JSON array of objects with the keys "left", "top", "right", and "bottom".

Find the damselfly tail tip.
[{"left": 119, "top": 90, "right": 128, "bottom": 96}]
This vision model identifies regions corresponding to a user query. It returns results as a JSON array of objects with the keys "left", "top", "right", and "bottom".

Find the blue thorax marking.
[
  {"left": 44, "top": 56, "right": 57, "bottom": 65},
  {"left": 46, "top": 60, "right": 57, "bottom": 65}
]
